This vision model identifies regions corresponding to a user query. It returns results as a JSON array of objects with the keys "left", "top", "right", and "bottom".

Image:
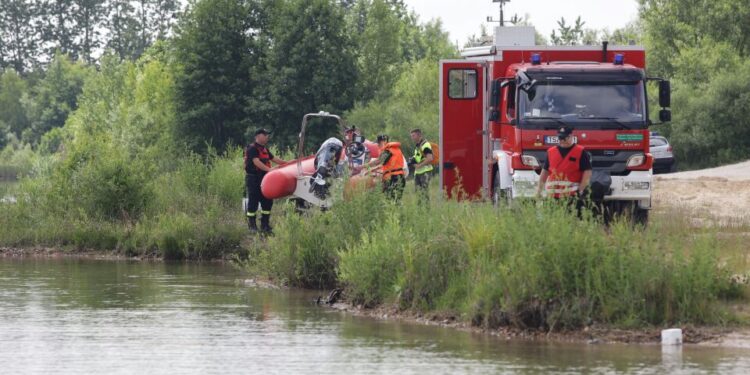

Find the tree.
[
  {"left": 38, "top": 0, "right": 77, "bottom": 63},
  {"left": 148, "top": 0, "right": 180, "bottom": 40},
  {"left": 257, "top": 0, "right": 358, "bottom": 148},
  {"left": 417, "top": 19, "right": 457, "bottom": 60},
  {"left": 106, "top": 0, "right": 146, "bottom": 60},
  {"left": 172, "top": 0, "right": 260, "bottom": 153},
  {"left": 22, "top": 53, "right": 90, "bottom": 144},
  {"left": 550, "top": 16, "right": 586, "bottom": 46},
  {"left": 0, "top": 0, "right": 41, "bottom": 73},
  {"left": 600, "top": 21, "right": 643, "bottom": 46},
  {"left": 353, "top": 0, "right": 403, "bottom": 102},
  {"left": 0, "top": 69, "right": 31, "bottom": 138},
  {"left": 639, "top": 0, "right": 750, "bottom": 77},
  {"left": 72, "top": 0, "right": 108, "bottom": 63},
  {"left": 639, "top": 0, "right": 750, "bottom": 168}
]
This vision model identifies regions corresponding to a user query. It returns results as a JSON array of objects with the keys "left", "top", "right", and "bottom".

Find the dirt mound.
[{"left": 654, "top": 179, "right": 750, "bottom": 221}]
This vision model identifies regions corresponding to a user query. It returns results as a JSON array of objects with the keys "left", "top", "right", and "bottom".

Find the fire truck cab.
[{"left": 439, "top": 26, "right": 671, "bottom": 221}]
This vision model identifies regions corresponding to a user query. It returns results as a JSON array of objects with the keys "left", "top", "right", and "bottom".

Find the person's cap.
[
  {"left": 254, "top": 128, "right": 271, "bottom": 136},
  {"left": 376, "top": 134, "right": 389, "bottom": 143},
  {"left": 557, "top": 126, "right": 573, "bottom": 139}
]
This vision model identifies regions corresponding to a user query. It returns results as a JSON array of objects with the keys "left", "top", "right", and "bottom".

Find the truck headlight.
[
  {"left": 521, "top": 155, "right": 540, "bottom": 168},
  {"left": 623, "top": 181, "right": 650, "bottom": 190},
  {"left": 626, "top": 153, "right": 646, "bottom": 167}
]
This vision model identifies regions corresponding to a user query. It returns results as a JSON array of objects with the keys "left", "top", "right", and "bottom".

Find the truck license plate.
[{"left": 544, "top": 135, "right": 577, "bottom": 145}]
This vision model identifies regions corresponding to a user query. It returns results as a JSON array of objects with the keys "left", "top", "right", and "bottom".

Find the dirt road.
[{"left": 654, "top": 160, "right": 750, "bottom": 222}]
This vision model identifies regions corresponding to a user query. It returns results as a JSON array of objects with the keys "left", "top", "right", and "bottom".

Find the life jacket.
[
  {"left": 244, "top": 142, "right": 271, "bottom": 174},
  {"left": 382, "top": 142, "right": 405, "bottom": 180},
  {"left": 413, "top": 139, "right": 434, "bottom": 175},
  {"left": 545, "top": 144, "right": 585, "bottom": 198}
]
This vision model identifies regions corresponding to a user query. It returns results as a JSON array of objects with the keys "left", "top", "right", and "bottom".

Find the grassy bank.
[
  {"left": 243, "top": 187, "right": 748, "bottom": 330},
  {"left": 0, "top": 150, "right": 248, "bottom": 260}
]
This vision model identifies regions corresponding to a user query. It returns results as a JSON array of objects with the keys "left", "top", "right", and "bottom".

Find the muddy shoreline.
[
  {"left": 0, "top": 246, "right": 234, "bottom": 262},
  {"left": 0, "top": 246, "right": 133, "bottom": 260},
  {"left": 326, "top": 299, "right": 750, "bottom": 349}
]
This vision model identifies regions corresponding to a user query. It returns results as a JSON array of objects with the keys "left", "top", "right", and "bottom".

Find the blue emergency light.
[
  {"left": 614, "top": 53, "right": 624, "bottom": 65},
  {"left": 531, "top": 53, "right": 541, "bottom": 65}
]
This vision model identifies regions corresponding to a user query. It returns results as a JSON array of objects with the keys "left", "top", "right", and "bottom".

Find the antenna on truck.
[{"left": 486, "top": 0, "right": 511, "bottom": 26}]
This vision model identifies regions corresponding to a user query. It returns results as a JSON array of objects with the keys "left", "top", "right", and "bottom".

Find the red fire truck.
[{"left": 439, "top": 26, "right": 671, "bottom": 222}]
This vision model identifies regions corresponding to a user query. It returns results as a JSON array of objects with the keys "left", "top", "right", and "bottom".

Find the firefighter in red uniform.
[
  {"left": 368, "top": 134, "right": 406, "bottom": 201},
  {"left": 536, "top": 126, "right": 592, "bottom": 204},
  {"left": 244, "top": 128, "right": 286, "bottom": 233}
]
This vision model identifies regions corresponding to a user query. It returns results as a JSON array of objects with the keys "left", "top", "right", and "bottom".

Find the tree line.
[
  {"left": 639, "top": 0, "right": 750, "bottom": 168},
  {"left": 1, "top": 0, "right": 750, "bottom": 170},
  {"left": 0, "top": 0, "right": 180, "bottom": 72}
]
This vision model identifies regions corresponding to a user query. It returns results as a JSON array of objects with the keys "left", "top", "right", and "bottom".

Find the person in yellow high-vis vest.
[{"left": 409, "top": 128, "right": 433, "bottom": 202}]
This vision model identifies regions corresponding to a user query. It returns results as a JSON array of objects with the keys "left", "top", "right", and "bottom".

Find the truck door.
[{"left": 440, "top": 61, "right": 487, "bottom": 199}]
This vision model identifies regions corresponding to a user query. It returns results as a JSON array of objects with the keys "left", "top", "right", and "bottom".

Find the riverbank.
[
  {"left": 4, "top": 173, "right": 750, "bottom": 347},
  {"left": 0, "top": 246, "right": 128, "bottom": 259},
  {"left": 239, "top": 191, "right": 749, "bottom": 348},
  {"left": 2, "top": 245, "right": 748, "bottom": 348},
  {"left": 0, "top": 246, "right": 243, "bottom": 262},
  {"left": 327, "top": 300, "right": 750, "bottom": 347}
]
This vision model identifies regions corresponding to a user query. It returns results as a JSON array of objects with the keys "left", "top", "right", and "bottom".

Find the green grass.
[
  {"left": 3, "top": 155, "right": 747, "bottom": 330},
  {"left": 245, "top": 179, "right": 748, "bottom": 330},
  {"left": 0, "top": 150, "right": 247, "bottom": 259}
]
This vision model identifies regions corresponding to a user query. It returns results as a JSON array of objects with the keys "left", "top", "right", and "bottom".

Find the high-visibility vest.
[
  {"left": 413, "top": 139, "right": 434, "bottom": 175},
  {"left": 382, "top": 142, "right": 406, "bottom": 180},
  {"left": 545, "top": 145, "right": 585, "bottom": 198}
]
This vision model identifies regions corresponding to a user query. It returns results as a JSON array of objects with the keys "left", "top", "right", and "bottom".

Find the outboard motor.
[
  {"left": 345, "top": 134, "right": 370, "bottom": 176},
  {"left": 310, "top": 138, "right": 344, "bottom": 199}
]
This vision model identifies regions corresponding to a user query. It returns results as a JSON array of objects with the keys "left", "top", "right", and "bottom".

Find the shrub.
[{"left": 252, "top": 189, "right": 744, "bottom": 329}]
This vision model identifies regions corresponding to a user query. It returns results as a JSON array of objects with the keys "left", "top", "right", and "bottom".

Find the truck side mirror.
[
  {"left": 490, "top": 79, "right": 507, "bottom": 122},
  {"left": 659, "top": 109, "right": 671, "bottom": 122},
  {"left": 491, "top": 80, "right": 501, "bottom": 107},
  {"left": 659, "top": 80, "right": 671, "bottom": 108}
]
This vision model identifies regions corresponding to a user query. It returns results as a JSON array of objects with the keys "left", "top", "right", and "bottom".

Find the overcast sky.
[{"left": 402, "top": 0, "right": 640, "bottom": 46}]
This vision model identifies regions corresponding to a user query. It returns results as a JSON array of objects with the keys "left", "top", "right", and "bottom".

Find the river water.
[{"left": 1, "top": 258, "right": 748, "bottom": 374}]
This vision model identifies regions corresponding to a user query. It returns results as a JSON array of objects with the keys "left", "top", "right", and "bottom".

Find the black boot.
[
  {"left": 247, "top": 214, "right": 258, "bottom": 233},
  {"left": 260, "top": 214, "right": 272, "bottom": 234}
]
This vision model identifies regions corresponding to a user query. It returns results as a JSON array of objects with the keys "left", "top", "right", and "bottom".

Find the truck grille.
[{"left": 523, "top": 149, "right": 645, "bottom": 176}]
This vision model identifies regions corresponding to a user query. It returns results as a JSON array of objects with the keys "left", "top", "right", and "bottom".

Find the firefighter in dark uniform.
[
  {"left": 244, "top": 128, "right": 286, "bottom": 233},
  {"left": 536, "top": 126, "right": 592, "bottom": 211}
]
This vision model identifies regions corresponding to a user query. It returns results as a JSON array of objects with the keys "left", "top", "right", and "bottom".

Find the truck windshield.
[{"left": 518, "top": 81, "right": 646, "bottom": 129}]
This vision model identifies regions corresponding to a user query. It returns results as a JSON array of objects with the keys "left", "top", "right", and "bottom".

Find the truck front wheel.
[
  {"left": 492, "top": 173, "right": 512, "bottom": 206},
  {"left": 631, "top": 206, "right": 649, "bottom": 227}
]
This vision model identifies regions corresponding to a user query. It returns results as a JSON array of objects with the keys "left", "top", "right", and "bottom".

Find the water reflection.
[{"left": 1, "top": 258, "right": 748, "bottom": 374}]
